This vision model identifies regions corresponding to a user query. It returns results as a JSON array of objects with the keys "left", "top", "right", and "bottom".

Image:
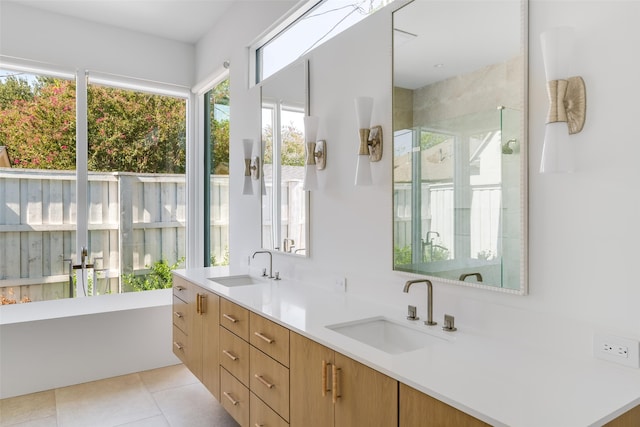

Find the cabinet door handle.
[
  {"left": 173, "top": 311, "right": 183, "bottom": 319},
  {"left": 222, "top": 350, "right": 238, "bottom": 361},
  {"left": 332, "top": 364, "right": 341, "bottom": 403},
  {"left": 196, "top": 293, "right": 201, "bottom": 314},
  {"left": 199, "top": 294, "right": 206, "bottom": 314},
  {"left": 173, "top": 341, "right": 184, "bottom": 351},
  {"left": 222, "top": 313, "right": 238, "bottom": 323},
  {"left": 223, "top": 391, "right": 239, "bottom": 406},
  {"left": 254, "top": 331, "right": 274, "bottom": 344},
  {"left": 322, "top": 360, "right": 330, "bottom": 396},
  {"left": 254, "top": 374, "right": 274, "bottom": 389}
]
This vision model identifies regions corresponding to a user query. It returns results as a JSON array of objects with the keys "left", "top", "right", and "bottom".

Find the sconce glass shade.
[
  {"left": 303, "top": 163, "right": 318, "bottom": 191},
  {"left": 540, "top": 27, "right": 575, "bottom": 81},
  {"left": 303, "top": 116, "right": 320, "bottom": 191},
  {"left": 355, "top": 154, "right": 372, "bottom": 186},
  {"left": 540, "top": 122, "right": 574, "bottom": 173},
  {"left": 354, "top": 97, "right": 373, "bottom": 129},
  {"left": 540, "top": 27, "right": 579, "bottom": 173},
  {"left": 303, "top": 116, "right": 319, "bottom": 143}
]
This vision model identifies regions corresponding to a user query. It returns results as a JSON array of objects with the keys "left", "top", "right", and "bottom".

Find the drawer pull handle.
[
  {"left": 255, "top": 424, "right": 264, "bottom": 427},
  {"left": 175, "top": 286, "right": 185, "bottom": 291},
  {"left": 332, "top": 365, "right": 341, "bottom": 403},
  {"left": 322, "top": 360, "right": 330, "bottom": 396},
  {"left": 174, "top": 311, "right": 183, "bottom": 319},
  {"left": 223, "top": 391, "right": 239, "bottom": 406},
  {"left": 254, "top": 374, "right": 274, "bottom": 389},
  {"left": 173, "top": 342, "right": 184, "bottom": 350},
  {"left": 222, "top": 350, "right": 238, "bottom": 361},
  {"left": 223, "top": 313, "right": 238, "bottom": 323},
  {"left": 254, "top": 331, "right": 274, "bottom": 344}
]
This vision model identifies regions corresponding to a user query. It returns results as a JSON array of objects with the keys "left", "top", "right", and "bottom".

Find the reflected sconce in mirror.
[
  {"left": 302, "top": 115, "right": 326, "bottom": 191},
  {"left": 540, "top": 27, "right": 586, "bottom": 173},
  {"left": 354, "top": 96, "right": 383, "bottom": 186},
  {"left": 243, "top": 138, "right": 260, "bottom": 195}
]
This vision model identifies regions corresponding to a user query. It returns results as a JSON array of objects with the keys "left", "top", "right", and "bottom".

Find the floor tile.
[
  {"left": 0, "top": 390, "right": 56, "bottom": 426},
  {"left": 55, "top": 374, "right": 160, "bottom": 427},
  {"left": 139, "top": 365, "right": 198, "bottom": 394},
  {"left": 4, "top": 416, "right": 57, "bottom": 427},
  {"left": 153, "top": 383, "right": 238, "bottom": 427},
  {"left": 114, "top": 415, "right": 169, "bottom": 427}
]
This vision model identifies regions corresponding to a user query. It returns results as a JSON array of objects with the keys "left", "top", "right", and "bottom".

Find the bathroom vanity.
[{"left": 172, "top": 267, "right": 640, "bottom": 426}]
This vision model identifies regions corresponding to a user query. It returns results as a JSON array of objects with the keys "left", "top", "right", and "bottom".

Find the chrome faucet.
[
  {"left": 403, "top": 279, "right": 437, "bottom": 326},
  {"left": 252, "top": 250, "right": 273, "bottom": 279}
]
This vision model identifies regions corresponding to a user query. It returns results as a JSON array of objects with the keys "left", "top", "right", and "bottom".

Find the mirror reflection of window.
[{"left": 261, "top": 103, "right": 306, "bottom": 254}]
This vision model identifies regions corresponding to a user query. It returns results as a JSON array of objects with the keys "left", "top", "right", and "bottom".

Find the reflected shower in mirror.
[
  {"left": 261, "top": 60, "right": 309, "bottom": 256},
  {"left": 392, "top": 0, "right": 528, "bottom": 293}
]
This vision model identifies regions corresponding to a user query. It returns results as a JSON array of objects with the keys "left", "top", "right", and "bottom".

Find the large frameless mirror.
[
  {"left": 261, "top": 60, "right": 309, "bottom": 256},
  {"left": 392, "top": 0, "right": 528, "bottom": 294}
]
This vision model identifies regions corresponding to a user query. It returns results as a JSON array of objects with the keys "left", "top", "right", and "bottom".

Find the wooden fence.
[{"left": 0, "top": 169, "right": 229, "bottom": 302}]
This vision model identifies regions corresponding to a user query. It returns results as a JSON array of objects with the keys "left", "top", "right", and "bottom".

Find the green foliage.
[
  {"left": 0, "top": 76, "right": 186, "bottom": 173},
  {"left": 209, "top": 80, "right": 230, "bottom": 175},
  {"left": 394, "top": 245, "right": 412, "bottom": 265},
  {"left": 210, "top": 247, "right": 230, "bottom": 267},
  {"left": 122, "top": 258, "right": 185, "bottom": 292},
  {"left": 420, "top": 131, "right": 450, "bottom": 151},
  {"left": 262, "top": 121, "right": 305, "bottom": 167}
]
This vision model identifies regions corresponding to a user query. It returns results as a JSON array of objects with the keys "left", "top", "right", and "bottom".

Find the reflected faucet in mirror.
[
  {"left": 283, "top": 238, "right": 295, "bottom": 253},
  {"left": 459, "top": 272, "right": 483, "bottom": 283}
]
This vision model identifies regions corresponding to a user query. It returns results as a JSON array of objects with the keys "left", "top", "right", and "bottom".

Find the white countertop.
[{"left": 175, "top": 267, "right": 640, "bottom": 427}]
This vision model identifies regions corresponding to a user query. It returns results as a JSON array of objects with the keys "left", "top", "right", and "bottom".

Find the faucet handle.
[
  {"left": 261, "top": 268, "right": 267, "bottom": 277},
  {"left": 442, "top": 314, "right": 457, "bottom": 332},
  {"left": 274, "top": 271, "right": 281, "bottom": 281},
  {"left": 406, "top": 305, "right": 419, "bottom": 321}
]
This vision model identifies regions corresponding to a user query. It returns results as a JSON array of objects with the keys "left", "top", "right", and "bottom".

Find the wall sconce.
[
  {"left": 302, "top": 115, "right": 326, "bottom": 191},
  {"left": 540, "top": 27, "right": 586, "bottom": 173},
  {"left": 243, "top": 138, "right": 260, "bottom": 195},
  {"left": 354, "top": 96, "right": 383, "bottom": 186}
]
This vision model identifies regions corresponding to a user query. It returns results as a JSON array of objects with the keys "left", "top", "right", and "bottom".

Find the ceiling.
[
  {"left": 393, "top": 0, "right": 522, "bottom": 90},
  {"left": 7, "top": 0, "right": 237, "bottom": 44}
]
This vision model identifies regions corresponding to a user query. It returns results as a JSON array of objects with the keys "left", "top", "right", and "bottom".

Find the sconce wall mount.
[
  {"left": 546, "top": 76, "right": 586, "bottom": 134},
  {"left": 306, "top": 140, "right": 326, "bottom": 170},
  {"left": 358, "top": 125, "right": 383, "bottom": 162}
]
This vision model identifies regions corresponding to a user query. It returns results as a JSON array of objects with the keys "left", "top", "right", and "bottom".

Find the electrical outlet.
[
  {"left": 594, "top": 333, "right": 640, "bottom": 368},
  {"left": 334, "top": 277, "right": 347, "bottom": 292}
]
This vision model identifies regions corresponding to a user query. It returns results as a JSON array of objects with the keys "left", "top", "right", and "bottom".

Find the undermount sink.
[
  {"left": 207, "top": 275, "right": 265, "bottom": 287},
  {"left": 326, "top": 316, "right": 447, "bottom": 354}
]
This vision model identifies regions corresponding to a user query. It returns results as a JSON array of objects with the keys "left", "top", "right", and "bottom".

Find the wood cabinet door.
[
  {"left": 399, "top": 383, "right": 489, "bottom": 427},
  {"left": 200, "top": 289, "right": 220, "bottom": 400},
  {"left": 334, "top": 352, "right": 398, "bottom": 427},
  {"left": 290, "top": 332, "right": 334, "bottom": 427}
]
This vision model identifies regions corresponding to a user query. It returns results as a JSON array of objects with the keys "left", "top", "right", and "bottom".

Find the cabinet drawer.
[
  {"left": 172, "top": 324, "right": 188, "bottom": 365},
  {"left": 220, "top": 298, "right": 249, "bottom": 340},
  {"left": 221, "top": 367, "right": 249, "bottom": 427},
  {"left": 250, "top": 346, "right": 290, "bottom": 422},
  {"left": 219, "top": 326, "right": 250, "bottom": 386},
  {"left": 172, "top": 276, "right": 192, "bottom": 302},
  {"left": 250, "top": 312, "right": 290, "bottom": 367},
  {"left": 172, "top": 295, "right": 188, "bottom": 333},
  {"left": 250, "top": 392, "right": 289, "bottom": 427}
]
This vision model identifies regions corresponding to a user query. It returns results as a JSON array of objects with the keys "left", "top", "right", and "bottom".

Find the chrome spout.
[
  {"left": 252, "top": 250, "right": 273, "bottom": 279},
  {"left": 403, "top": 279, "right": 437, "bottom": 326}
]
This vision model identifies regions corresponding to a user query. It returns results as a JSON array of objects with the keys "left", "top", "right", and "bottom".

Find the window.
[
  {"left": 254, "top": 0, "right": 395, "bottom": 83},
  {"left": 0, "top": 67, "right": 188, "bottom": 303},
  {"left": 204, "top": 79, "right": 230, "bottom": 267}
]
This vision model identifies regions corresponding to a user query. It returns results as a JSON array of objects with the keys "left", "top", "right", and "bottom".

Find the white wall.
[
  {"left": 217, "top": 0, "right": 640, "bottom": 361},
  {"left": 0, "top": 2, "right": 194, "bottom": 86}
]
